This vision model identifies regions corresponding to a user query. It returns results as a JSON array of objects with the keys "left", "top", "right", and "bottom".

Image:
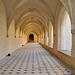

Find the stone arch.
[
  {"left": 57, "top": 7, "right": 72, "bottom": 54},
  {"left": 27, "top": 32, "right": 38, "bottom": 42}
]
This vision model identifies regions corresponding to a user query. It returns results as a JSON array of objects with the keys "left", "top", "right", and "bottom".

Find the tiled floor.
[{"left": 0, "top": 43, "right": 74, "bottom": 75}]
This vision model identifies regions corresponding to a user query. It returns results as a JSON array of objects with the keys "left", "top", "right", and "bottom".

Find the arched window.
[
  {"left": 58, "top": 10, "right": 72, "bottom": 55},
  {"left": 61, "top": 12, "right": 72, "bottom": 51}
]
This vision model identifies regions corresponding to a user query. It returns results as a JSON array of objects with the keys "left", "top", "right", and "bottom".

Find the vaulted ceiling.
[{"left": 2, "top": 0, "right": 65, "bottom": 35}]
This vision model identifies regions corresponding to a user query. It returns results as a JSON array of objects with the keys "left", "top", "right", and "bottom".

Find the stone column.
[
  {"left": 47, "top": 31, "right": 49, "bottom": 47},
  {"left": 44, "top": 30, "right": 46, "bottom": 45},
  {"left": 41, "top": 33, "right": 43, "bottom": 43},
  {"left": 38, "top": 35, "right": 41, "bottom": 43},
  {"left": 44, "top": 35, "right": 45, "bottom": 44},
  {"left": 45, "top": 30, "right": 48, "bottom": 46},
  {"left": 48, "top": 28, "right": 51, "bottom": 47},
  {"left": 46, "top": 35, "right": 49, "bottom": 46},
  {"left": 71, "top": 30, "right": 75, "bottom": 57},
  {"left": 37, "top": 36, "right": 39, "bottom": 42}
]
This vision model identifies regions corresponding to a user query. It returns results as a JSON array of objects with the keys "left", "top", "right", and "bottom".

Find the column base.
[{"left": 71, "top": 50, "right": 75, "bottom": 58}]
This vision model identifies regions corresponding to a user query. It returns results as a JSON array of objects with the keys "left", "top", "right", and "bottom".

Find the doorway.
[{"left": 28, "top": 34, "right": 34, "bottom": 42}]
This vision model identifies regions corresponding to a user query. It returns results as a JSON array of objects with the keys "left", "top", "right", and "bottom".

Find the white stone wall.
[
  {"left": 8, "top": 20, "right": 27, "bottom": 54},
  {"left": 0, "top": 0, "right": 8, "bottom": 60},
  {"left": 0, "top": 8, "right": 27, "bottom": 60}
]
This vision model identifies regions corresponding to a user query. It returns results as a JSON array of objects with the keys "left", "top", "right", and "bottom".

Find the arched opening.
[
  {"left": 28, "top": 34, "right": 34, "bottom": 42},
  {"left": 58, "top": 9, "right": 72, "bottom": 55},
  {"left": 61, "top": 12, "right": 72, "bottom": 51}
]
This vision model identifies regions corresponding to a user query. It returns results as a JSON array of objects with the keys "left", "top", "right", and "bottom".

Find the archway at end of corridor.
[
  {"left": 28, "top": 33, "right": 38, "bottom": 43},
  {"left": 28, "top": 34, "right": 34, "bottom": 42}
]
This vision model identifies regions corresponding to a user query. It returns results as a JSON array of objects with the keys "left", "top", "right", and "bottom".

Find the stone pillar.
[
  {"left": 44, "top": 35, "right": 45, "bottom": 44},
  {"left": 39, "top": 35, "right": 41, "bottom": 43},
  {"left": 40, "top": 33, "right": 43, "bottom": 43},
  {"left": 37, "top": 36, "right": 39, "bottom": 42},
  {"left": 40, "top": 36, "right": 42, "bottom": 43},
  {"left": 47, "top": 32, "right": 49, "bottom": 46},
  {"left": 44, "top": 30, "right": 46, "bottom": 45},
  {"left": 71, "top": 30, "right": 75, "bottom": 57},
  {"left": 48, "top": 28, "right": 51, "bottom": 47},
  {"left": 44, "top": 30, "right": 48, "bottom": 46},
  {"left": 46, "top": 36, "right": 49, "bottom": 46}
]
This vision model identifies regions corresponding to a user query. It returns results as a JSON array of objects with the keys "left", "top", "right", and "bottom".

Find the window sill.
[{"left": 58, "top": 50, "right": 71, "bottom": 56}]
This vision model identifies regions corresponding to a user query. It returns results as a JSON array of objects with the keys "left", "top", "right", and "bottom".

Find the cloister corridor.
[
  {"left": 0, "top": 43, "right": 74, "bottom": 75},
  {"left": 0, "top": 0, "right": 75, "bottom": 75}
]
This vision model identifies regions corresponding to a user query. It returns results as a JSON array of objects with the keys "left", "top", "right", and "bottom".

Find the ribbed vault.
[{"left": 2, "top": 0, "right": 71, "bottom": 38}]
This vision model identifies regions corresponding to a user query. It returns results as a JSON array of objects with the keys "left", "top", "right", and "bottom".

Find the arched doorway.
[{"left": 28, "top": 34, "right": 34, "bottom": 42}]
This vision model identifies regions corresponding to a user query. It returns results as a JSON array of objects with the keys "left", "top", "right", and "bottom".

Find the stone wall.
[{"left": 0, "top": 4, "right": 27, "bottom": 60}]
